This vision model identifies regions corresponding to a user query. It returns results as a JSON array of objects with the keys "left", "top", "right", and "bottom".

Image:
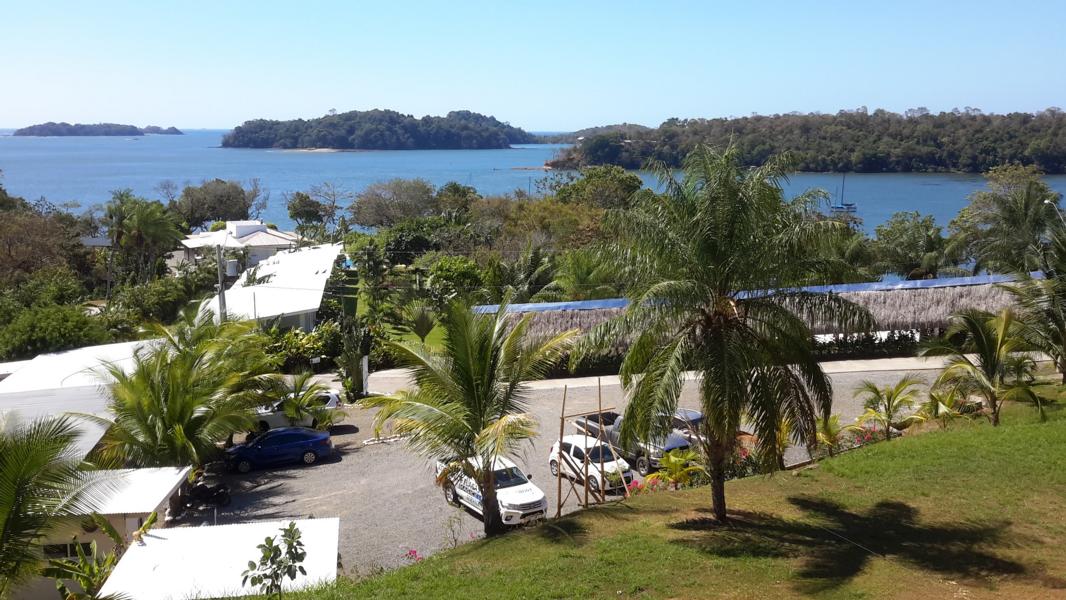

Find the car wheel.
[
  {"left": 549, "top": 460, "right": 559, "bottom": 477},
  {"left": 588, "top": 476, "right": 601, "bottom": 493},
  {"left": 444, "top": 483, "right": 459, "bottom": 506},
  {"left": 236, "top": 460, "right": 252, "bottom": 474},
  {"left": 301, "top": 451, "right": 318, "bottom": 465},
  {"left": 635, "top": 455, "right": 651, "bottom": 476}
]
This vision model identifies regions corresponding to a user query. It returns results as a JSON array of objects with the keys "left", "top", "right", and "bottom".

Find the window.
[
  {"left": 43, "top": 542, "right": 93, "bottom": 559},
  {"left": 571, "top": 446, "right": 586, "bottom": 461},
  {"left": 559, "top": 442, "right": 572, "bottom": 455},
  {"left": 587, "top": 445, "right": 617, "bottom": 462}
]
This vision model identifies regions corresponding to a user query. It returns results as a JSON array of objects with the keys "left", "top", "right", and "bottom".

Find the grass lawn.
[{"left": 293, "top": 404, "right": 1066, "bottom": 599}]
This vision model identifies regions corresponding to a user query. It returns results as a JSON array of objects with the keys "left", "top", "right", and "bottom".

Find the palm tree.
[
  {"left": 854, "top": 375, "right": 926, "bottom": 441},
  {"left": 918, "top": 386, "right": 970, "bottom": 429},
  {"left": 921, "top": 308, "right": 1036, "bottom": 426},
  {"left": 41, "top": 512, "right": 153, "bottom": 600},
  {"left": 535, "top": 249, "right": 619, "bottom": 301},
  {"left": 399, "top": 301, "right": 437, "bottom": 345},
  {"left": 483, "top": 245, "right": 556, "bottom": 304},
  {"left": 644, "top": 449, "right": 706, "bottom": 490},
  {"left": 266, "top": 371, "right": 335, "bottom": 430},
  {"left": 581, "top": 144, "right": 872, "bottom": 520},
  {"left": 815, "top": 414, "right": 860, "bottom": 457},
  {"left": 85, "top": 311, "right": 277, "bottom": 467},
  {"left": 949, "top": 168, "right": 1061, "bottom": 274},
  {"left": 0, "top": 417, "right": 111, "bottom": 598},
  {"left": 1005, "top": 226, "right": 1066, "bottom": 383},
  {"left": 363, "top": 301, "right": 576, "bottom": 535}
]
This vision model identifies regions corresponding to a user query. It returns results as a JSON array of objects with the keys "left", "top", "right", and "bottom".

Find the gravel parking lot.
[{"left": 215, "top": 366, "right": 935, "bottom": 576}]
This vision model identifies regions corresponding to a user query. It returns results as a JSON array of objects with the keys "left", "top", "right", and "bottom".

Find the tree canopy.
[
  {"left": 222, "top": 109, "right": 535, "bottom": 150},
  {"left": 550, "top": 108, "right": 1066, "bottom": 174}
]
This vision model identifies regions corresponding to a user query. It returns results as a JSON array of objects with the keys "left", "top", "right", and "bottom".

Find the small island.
[
  {"left": 222, "top": 109, "right": 535, "bottom": 150},
  {"left": 13, "top": 122, "right": 183, "bottom": 136}
]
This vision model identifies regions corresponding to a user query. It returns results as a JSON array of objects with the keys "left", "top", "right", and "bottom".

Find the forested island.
[
  {"left": 548, "top": 108, "right": 1066, "bottom": 173},
  {"left": 13, "top": 122, "right": 183, "bottom": 136},
  {"left": 222, "top": 109, "right": 536, "bottom": 150}
]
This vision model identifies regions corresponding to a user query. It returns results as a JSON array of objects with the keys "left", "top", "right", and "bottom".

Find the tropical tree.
[
  {"left": 644, "top": 449, "right": 706, "bottom": 490},
  {"left": 42, "top": 512, "right": 155, "bottom": 600},
  {"left": 483, "top": 245, "right": 555, "bottom": 304},
  {"left": 815, "top": 414, "right": 859, "bottom": 457},
  {"left": 0, "top": 417, "right": 111, "bottom": 598},
  {"left": 918, "top": 386, "right": 971, "bottom": 429},
  {"left": 86, "top": 311, "right": 277, "bottom": 467},
  {"left": 535, "top": 249, "right": 619, "bottom": 301},
  {"left": 399, "top": 302, "right": 437, "bottom": 345},
  {"left": 363, "top": 302, "right": 576, "bottom": 535},
  {"left": 580, "top": 144, "right": 872, "bottom": 520},
  {"left": 854, "top": 375, "right": 926, "bottom": 441},
  {"left": 948, "top": 165, "right": 1062, "bottom": 273},
  {"left": 1005, "top": 226, "right": 1066, "bottom": 383},
  {"left": 920, "top": 308, "right": 1035, "bottom": 426},
  {"left": 265, "top": 371, "right": 335, "bottom": 430}
]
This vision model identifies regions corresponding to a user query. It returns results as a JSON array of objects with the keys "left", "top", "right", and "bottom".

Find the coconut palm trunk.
[{"left": 480, "top": 468, "right": 505, "bottom": 535}]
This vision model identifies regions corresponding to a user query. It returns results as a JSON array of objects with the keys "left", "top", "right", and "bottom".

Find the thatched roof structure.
[{"left": 488, "top": 275, "right": 1022, "bottom": 342}]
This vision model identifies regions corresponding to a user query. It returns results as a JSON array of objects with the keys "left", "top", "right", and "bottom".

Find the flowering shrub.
[{"left": 402, "top": 548, "right": 424, "bottom": 563}]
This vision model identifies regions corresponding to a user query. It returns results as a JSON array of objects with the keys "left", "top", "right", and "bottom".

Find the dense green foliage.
[
  {"left": 550, "top": 107, "right": 1066, "bottom": 173},
  {"left": 0, "top": 304, "right": 111, "bottom": 360},
  {"left": 222, "top": 109, "right": 535, "bottom": 150},
  {"left": 0, "top": 417, "right": 111, "bottom": 598},
  {"left": 12, "top": 122, "right": 181, "bottom": 136},
  {"left": 168, "top": 178, "right": 266, "bottom": 231}
]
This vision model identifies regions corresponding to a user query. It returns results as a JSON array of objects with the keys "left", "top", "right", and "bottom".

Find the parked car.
[
  {"left": 573, "top": 410, "right": 691, "bottom": 475},
  {"left": 256, "top": 388, "right": 343, "bottom": 431},
  {"left": 435, "top": 456, "right": 547, "bottom": 526},
  {"left": 226, "top": 427, "right": 334, "bottom": 473},
  {"left": 548, "top": 435, "right": 634, "bottom": 493}
]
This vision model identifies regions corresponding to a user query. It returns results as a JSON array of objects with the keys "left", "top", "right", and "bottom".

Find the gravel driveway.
[{"left": 214, "top": 367, "right": 935, "bottom": 576}]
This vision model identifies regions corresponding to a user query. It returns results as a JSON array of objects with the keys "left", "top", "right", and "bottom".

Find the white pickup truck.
[{"left": 435, "top": 456, "right": 547, "bottom": 526}]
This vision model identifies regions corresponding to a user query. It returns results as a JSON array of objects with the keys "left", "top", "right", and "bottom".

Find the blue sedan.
[{"left": 226, "top": 427, "right": 334, "bottom": 473}]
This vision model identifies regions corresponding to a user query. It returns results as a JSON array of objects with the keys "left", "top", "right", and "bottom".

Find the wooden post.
[
  {"left": 597, "top": 378, "right": 605, "bottom": 502},
  {"left": 555, "top": 386, "right": 567, "bottom": 518}
]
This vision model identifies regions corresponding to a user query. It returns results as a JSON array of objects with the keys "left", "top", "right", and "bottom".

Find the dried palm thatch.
[{"left": 514, "top": 284, "right": 1017, "bottom": 344}]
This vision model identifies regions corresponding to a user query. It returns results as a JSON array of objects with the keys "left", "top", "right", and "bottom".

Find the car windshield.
[
  {"left": 675, "top": 414, "right": 703, "bottom": 429},
  {"left": 493, "top": 467, "right": 528, "bottom": 489},
  {"left": 586, "top": 445, "right": 617, "bottom": 462}
]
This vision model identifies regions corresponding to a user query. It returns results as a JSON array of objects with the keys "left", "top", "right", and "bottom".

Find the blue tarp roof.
[{"left": 473, "top": 272, "right": 1036, "bottom": 314}]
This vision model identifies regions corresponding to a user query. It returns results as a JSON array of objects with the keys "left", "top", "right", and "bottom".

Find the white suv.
[
  {"left": 255, "top": 388, "right": 343, "bottom": 431},
  {"left": 435, "top": 456, "right": 547, "bottom": 526},
  {"left": 549, "top": 435, "right": 634, "bottom": 493}
]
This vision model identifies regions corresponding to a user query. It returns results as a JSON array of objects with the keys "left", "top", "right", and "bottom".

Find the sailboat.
[{"left": 830, "top": 172, "right": 857, "bottom": 213}]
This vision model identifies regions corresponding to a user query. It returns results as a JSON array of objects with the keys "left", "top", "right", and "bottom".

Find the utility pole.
[{"left": 216, "top": 244, "right": 227, "bottom": 321}]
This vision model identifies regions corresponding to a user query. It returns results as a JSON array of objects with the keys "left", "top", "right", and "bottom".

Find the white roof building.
[
  {"left": 95, "top": 467, "right": 191, "bottom": 517},
  {"left": 180, "top": 220, "right": 301, "bottom": 267},
  {"left": 0, "top": 340, "right": 153, "bottom": 459},
  {"left": 202, "top": 243, "right": 343, "bottom": 331},
  {"left": 99, "top": 518, "right": 340, "bottom": 600}
]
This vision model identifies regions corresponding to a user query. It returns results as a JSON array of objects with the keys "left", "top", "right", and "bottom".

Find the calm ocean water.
[{"left": 2, "top": 129, "right": 1065, "bottom": 232}]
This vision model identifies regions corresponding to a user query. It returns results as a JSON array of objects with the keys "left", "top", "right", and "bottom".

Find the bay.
[{"left": 2, "top": 129, "right": 1065, "bottom": 232}]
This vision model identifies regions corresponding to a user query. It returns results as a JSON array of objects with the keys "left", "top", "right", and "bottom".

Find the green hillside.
[{"left": 297, "top": 406, "right": 1066, "bottom": 599}]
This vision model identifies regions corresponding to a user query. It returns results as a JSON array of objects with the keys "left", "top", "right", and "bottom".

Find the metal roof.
[
  {"left": 99, "top": 518, "right": 340, "bottom": 600},
  {"left": 474, "top": 273, "right": 1031, "bottom": 314},
  {"left": 94, "top": 467, "right": 191, "bottom": 516},
  {"left": 202, "top": 243, "right": 343, "bottom": 321}
]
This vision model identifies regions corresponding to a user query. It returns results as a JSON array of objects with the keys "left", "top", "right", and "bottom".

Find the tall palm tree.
[
  {"left": 581, "top": 144, "right": 872, "bottom": 520},
  {"left": 854, "top": 375, "right": 926, "bottom": 441},
  {"left": 484, "top": 245, "right": 556, "bottom": 304},
  {"left": 363, "top": 302, "right": 576, "bottom": 535},
  {"left": 0, "top": 417, "right": 111, "bottom": 598},
  {"left": 1005, "top": 226, "right": 1066, "bottom": 383},
  {"left": 949, "top": 169, "right": 1061, "bottom": 274},
  {"left": 85, "top": 311, "right": 277, "bottom": 467},
  {"left": 920, "top": 308, "right": 1034, "bottom": 426}
]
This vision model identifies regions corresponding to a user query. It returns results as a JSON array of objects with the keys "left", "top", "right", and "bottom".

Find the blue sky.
[{"left": 2, "top": 1, "right": 1064, "bottom": 131}]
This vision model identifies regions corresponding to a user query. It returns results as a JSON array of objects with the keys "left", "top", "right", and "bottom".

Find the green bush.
[
  {"left": 266, "top": 321, "right": 345, "bottom": 373},
  {"left": 111, "top": 277, "right": 192, "bottom": 323},
  {"left": 11, "top": 265, "right": 85, "bottom": 307},
  {"left": 0, "top": 305, "right": 110, "bottom": 360}
]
